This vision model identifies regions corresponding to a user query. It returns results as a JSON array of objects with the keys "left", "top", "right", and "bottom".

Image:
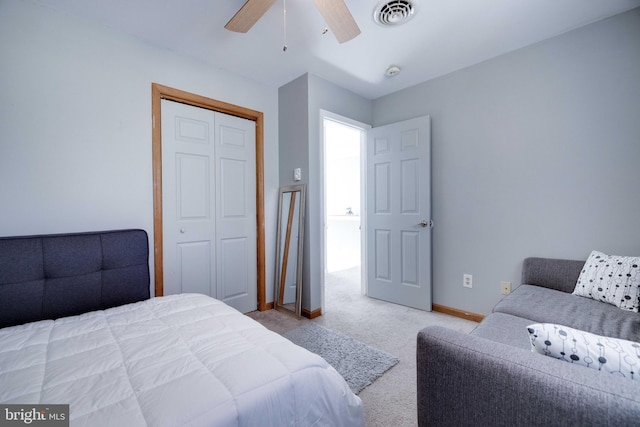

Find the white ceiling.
[{"left": 32, "top": 0, "right": 640, "bottom": 99}]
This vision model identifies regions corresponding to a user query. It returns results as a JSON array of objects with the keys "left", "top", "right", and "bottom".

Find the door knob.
[
  {"left": 418, "top": 220, "right": 433, "bottom": 228},
  {"left": 180, "top": 228, "right": 186, "bottom": 233}
]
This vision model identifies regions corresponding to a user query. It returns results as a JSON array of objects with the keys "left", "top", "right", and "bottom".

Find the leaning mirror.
[{"left": 274, "top": 184, "right": 306, "bottom": 318}]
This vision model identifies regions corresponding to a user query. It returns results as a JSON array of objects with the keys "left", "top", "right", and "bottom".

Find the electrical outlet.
[
  {"left": 501, "top": 281, "right": 512, "bottom": 295},
  {"left": 463, "top": 274, "right": 473, "bottom": 288}
]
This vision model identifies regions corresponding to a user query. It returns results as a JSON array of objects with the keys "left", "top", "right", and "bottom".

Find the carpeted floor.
[{"left": 247, "top": 267, "right": 478, "bottom": 427}]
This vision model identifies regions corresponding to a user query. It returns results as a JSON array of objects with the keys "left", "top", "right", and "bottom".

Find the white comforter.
[{"left": 0, "top": 294, "right": 363, "bottom": 426}]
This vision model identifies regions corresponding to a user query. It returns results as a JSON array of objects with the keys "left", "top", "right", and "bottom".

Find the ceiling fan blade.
[
  {"left": 313, "top": 0, "right": 361, "bottom": 43},
  {"left": 225, "top": 0, "right": 277, "bottom": 33}
]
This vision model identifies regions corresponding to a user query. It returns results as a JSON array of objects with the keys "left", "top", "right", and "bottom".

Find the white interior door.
[
  {"left": 161, "top": 99, "right": 257, "bottom": 313},
  {"left": 366, "top": 116, "right": 431, "bottom": 311}
]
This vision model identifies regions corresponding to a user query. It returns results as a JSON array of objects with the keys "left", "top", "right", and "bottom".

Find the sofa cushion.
[
  {"left": 471, "top": 312, "right": 534, "bottom": 350},
  {"left": 572, "top": 251, "right": 640, "bottom": 312},
  {"left": 527, "top": 323, "right": 640, "bottom": 380},
  {"left": 494, "top": 285, "right": 640, "bottom": 341}
]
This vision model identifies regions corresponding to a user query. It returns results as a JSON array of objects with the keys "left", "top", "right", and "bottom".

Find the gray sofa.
[{"left": 417, "top": 257, "right": 640, "bottom": 426}]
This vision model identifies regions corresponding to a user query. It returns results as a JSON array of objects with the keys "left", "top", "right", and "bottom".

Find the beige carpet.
[{"left": 247, "top": 267, "right": 478, "bottom": 427}]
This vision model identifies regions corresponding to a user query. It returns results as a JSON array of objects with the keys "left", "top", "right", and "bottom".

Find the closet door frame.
[{"left": 151, "top": 83, "right": 268, "bottom": 311}]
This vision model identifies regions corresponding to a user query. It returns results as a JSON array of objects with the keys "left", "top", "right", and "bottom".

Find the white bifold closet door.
[{"left": 161, "top": 99, "right": 257, "bottom": 313}]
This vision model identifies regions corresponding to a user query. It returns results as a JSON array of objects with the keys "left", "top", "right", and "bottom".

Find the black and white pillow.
[
  {"left": 572, "top": 250, "right": 640, "bottom": 312},
  {"left": 527, "top": 323, "right": 640, "bottom": 380}
]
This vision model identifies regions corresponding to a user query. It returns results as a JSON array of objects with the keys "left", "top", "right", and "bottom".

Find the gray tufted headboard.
[{"left": 0, "top": 229, "right": 150, "bottom": 328}]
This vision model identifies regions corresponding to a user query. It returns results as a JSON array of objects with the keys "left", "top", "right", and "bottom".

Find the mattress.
[{"left": 0, "top": 293, "right": 364, "bottom": 426}]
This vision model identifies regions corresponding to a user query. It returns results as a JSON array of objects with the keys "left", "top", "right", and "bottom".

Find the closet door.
[
  {"left": 213, "top": 110, "right": 257, "bottom": 313},
  {"left": 161, "top": 99, "right": 257, "bottom": 313}
]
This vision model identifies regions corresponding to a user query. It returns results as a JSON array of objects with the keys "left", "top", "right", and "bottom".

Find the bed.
[{"left": 0, "top": 229, "right": 364, "bottom": 426}]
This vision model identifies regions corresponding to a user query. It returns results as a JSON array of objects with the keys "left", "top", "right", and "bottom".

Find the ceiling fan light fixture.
[{"left": 374, "top": 0, "right": 417, "bottom": 26}]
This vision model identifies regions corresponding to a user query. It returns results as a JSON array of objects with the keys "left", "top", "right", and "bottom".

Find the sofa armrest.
[
  {"left": 417, "top": 326, "right": 640, "bottom": 427},
  {"left": 521, "top": 257, "right": 585, "bottom": 293}
]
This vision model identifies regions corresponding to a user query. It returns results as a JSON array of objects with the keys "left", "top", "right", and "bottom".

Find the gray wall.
[
  {"left": 279, "top": 74, "right": 372, "bottom": 312},
  {"left": 373, "top": 8, "right": 640, "bottom": 315},
  {"left": 278, "top": 75, "right": 311, "bottom": 308},
  {"left": 278, "top": 75, "right": 309, "bottom": 193},
  {"left": 0, "top": 0, "right": 280, "bottom": 300}
]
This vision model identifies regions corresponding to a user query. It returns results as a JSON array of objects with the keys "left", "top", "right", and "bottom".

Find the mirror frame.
[{"left": 274, "top": 184, "right": 306, "bottom": 318}]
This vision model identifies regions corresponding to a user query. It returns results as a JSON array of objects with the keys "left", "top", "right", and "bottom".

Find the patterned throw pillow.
[
  {"left": 572, "top": 250, "right": 640, "bottom": 312},
  {"left": 527, "top": 323, "right": 640, "bottom": 380}
]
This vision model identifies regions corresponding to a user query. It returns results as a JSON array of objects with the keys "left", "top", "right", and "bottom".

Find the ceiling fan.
[{"left": 225, "top": 0, "right": 361, "bottom": 44}]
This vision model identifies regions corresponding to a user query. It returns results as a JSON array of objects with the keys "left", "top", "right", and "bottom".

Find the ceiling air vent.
[{"left": 373, "top": 0, "right": 417, "bottom": 26}]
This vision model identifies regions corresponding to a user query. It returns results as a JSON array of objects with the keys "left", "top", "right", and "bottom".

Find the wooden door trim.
[{"left": 151, "top": 83, "right": 267, "bottom": 311}]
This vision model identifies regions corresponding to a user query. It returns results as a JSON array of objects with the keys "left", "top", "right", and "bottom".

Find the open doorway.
[{"left": 321, "top": 111, "right": 369, "bottom": 312}]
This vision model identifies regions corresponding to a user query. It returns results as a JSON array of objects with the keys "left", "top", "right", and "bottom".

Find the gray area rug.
[{"left": 283, "top": 323, "right": 399, "bottom": 394}]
